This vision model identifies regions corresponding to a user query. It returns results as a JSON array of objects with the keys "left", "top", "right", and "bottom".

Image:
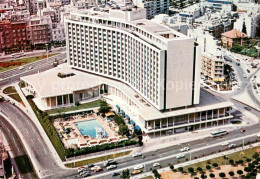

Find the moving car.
[
  {"left": 180, "top": 147, "right": 190, "bottom": 152},
  {"left": 176, "top": 154, "right": 185, "bottom": 159},
  {"left": 29, "top": 66, "right": 33, "bottom": 70},
  {"left": 221, "top": 142, "right": 229, "bottom": 146},
  {"left": 132, "top": 153, "right": 142, "bottom": 157},
  {"left": 131, "top": 170, "right": 142, "bottom": 175},
  {"left": 240, "top": 128, "right": 245, "bottom": 133},
  {"left": 153, "top": 163, "right": 161, "bottom": 167},
  {"left": 18, "top": 66, "right": 24, "bottom": 70},
  {"left": 104, "top": 159, "right": 116, "bottom": 166},
  {"left": 81, "top": 172, "right": 91, "bottom": 177},
  {"left": 90, "top": 165, "right": 100, "bottom": 171},
  {"left": 94, "top": 167, "right": 103, "bottom": 172},
  {"left": 77, "top": 167, "right": 87, "bottom": 173},
  {"left": 87, "top": 163, "right": 95, "bottom": 168},
  {"left": 228, "top": 144, "right": 237, "bottom": 149},
  {"left": 133, "top": 164, "right": 144, "bottom": 170},
  {"left": 244, "top": 106, "right": 251, "bottom": 111},
  {"left": 107, "top": 165, "right": 117, "bottom": 170}
]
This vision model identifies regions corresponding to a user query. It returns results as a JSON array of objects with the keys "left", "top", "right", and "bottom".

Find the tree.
[
  {"left": 219, "top": 172, "right": 226, "bottom": 178},
  {"left": 178, "top": 167, "right": 183, "bottom": 172},
  {"left": 121, "top": 169, "right": 130, "bottom": 179},
  {"left": 170, "top": 165, "right": 174, "bottom": 171},
  {"left": 119, "top": 124, "right": 129, "bottom": 136},
  {"left": 246, "top": 158, "right": 252, "bottom": 163},
  {"left": 252, "top": 152, "right": 259, "bottom": 159},
  {"left": 242, "top": 21, "right": 247, "bottom": 34},
  {"left": 237, "top": 170, "right": 243, "bottom": 176},
  {"left": 228, "top": 171, "right": 234, "bottom": 177},
  {"left": 98, "top": 100, "right": 111, "bottom": 113},
  {"left": 206, "top": 165, "right": 211, "bottom": 171},
  {"left": 197, "top": 167, "right": 203, "bottom": 172},
  {"left": 212, "top": 163, "right": 218, "bottom": 168},
  {"left": 201, "top": 174, "right": 207, "bottom": 179},
  {"left": 188, "top": 167, "right": 194, "bottom": 174},
  {"left": 209, "top": 173, "right": 215, "bottom": 178},
  {"left": 229, "top": 159, "right": 234, "bottom": 165},
  {"left": 152, "top": 169, "right": 161, "bottom": 179},
  {"left": 244, "top": 167, "right": 252, "bottom": 173}
]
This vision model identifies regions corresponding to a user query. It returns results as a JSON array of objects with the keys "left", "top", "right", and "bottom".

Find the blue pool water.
[{"left": 75, "top": 119, "right": 108, "bottom": 138}]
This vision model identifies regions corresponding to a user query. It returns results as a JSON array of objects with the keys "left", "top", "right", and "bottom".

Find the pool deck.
[{"left": 53, "top": 113, "right": 118, "bottom": 149}]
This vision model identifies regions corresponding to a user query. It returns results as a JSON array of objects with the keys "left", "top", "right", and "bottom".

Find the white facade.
[
  {"left": 133, "top": 0, "right": 170, "bottom": 19},
  {"left": 65, "top": 8, "right": 201, "bottom": 111},
  {"left": 52, "top": 23, "right": 65, "bottom": 41},
  {"left": 233, "top": 13, "right": 260, "bottom": 38}
]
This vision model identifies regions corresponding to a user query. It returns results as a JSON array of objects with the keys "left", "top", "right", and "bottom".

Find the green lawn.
[
  {"left": 140, "top": 176, "right": 154, "bottom": 179},
  {"left": 3, "top": 86, "right": 17, "bottom": 94},
  {"left": 183, "top": 145, "right": 260, "bottom": 172},
  {"left": 14, "top": 155, "right": 34, "bottom": 174},
  {"left": 8, "top": 93, "right": 23, "bottom": 104},
  {"left": 0, "top": 53, "right": 59, "bottom": 73},
  {"left": 47, "top": 100, "right": 101, "bottom": 115},
  {"left": 65, "top": 150, "right": 132, "bottom": 168}
]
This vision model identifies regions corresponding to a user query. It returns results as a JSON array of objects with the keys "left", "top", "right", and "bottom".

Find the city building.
[
  {"left": 201, "top": 52, "right": 225, "bottom": 82},
  {"left": 52, "top": 23, "right": 65, "bottom": 42},
  {"left": 26, "top": 15, "right": 52, "bottom": 45},
  {"left": 21, "top": 7, "right": 233, "bottom": 137},
  {"left": 0, "top": 20, "right": 27, "bottom": 53},
  {"left": 221, "top": 29, "right": 247, "bottom": 47},
  {"left": 205, "top": 0, "right": 232, "bottom": 11},
  {"left": 233, "top": 12, "right": 260, "bottom": 38},
  {"left": 133, "top": 0, "right": 170, "bottom": 19}
]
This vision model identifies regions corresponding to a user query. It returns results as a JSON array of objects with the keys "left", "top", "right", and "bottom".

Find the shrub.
[
  {"left": 219, "top": 172, "right": 226, "bottom": 178},
  {"left": 178, "top": 167, "right": 183, "bottom": 172},
  {"left": 209, "top": 173, "right": 215, "bottom": 178}
]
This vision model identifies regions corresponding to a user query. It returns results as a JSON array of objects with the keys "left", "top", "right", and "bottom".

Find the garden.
[{"left": 230, "top": 39, "right": 260, "bottom": 58}]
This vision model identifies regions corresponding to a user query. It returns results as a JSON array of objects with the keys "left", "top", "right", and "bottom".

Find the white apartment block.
[
  {"left": 201, "top": 52, "right": 224, "bottom": 82},
  {"left": 65, "top": 7, "right": 201, "bottom": 111},
  {"left": 132, "top": 0, "right": 170, "bottom": 19},
  {"left": 234, "top": 13, "right": 260, "bottom": 38}
]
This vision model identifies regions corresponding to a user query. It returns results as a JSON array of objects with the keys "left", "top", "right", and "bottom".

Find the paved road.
[
  {"left": 0, "top": 101, "right": 77, "bottom": 179},
  {"left": 0, "top": 47, "right": 66, "bottom": 62},
  {"left": 61, "top": 122, "right": 260, "bottom": 179},
  {"left": 0, "top": 115, "right": 37, "bottom": 179},
  {"left": 0, "top": 53, "right": 66, "bottom": 87}
]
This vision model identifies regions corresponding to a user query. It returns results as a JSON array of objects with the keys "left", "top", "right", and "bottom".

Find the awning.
[
  {"left": 125, "top": 115, "right": 130, "bottom": 119},
  {"left": 129, "top": 120, "right": 135, "bottom": 125},
  {"left": 116, "top": 105, "right": 120, "bottom": 109},
  {"left": 134, "top": 125, "right": 141, "bottom": 130},
  {"left": 105, "top": 112, "right": 115, "bottom": 117}
]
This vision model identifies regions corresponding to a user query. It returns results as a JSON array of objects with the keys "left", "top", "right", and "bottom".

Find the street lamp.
[{"left": 45, "top": 43, "right": 49, "bottom": 62}]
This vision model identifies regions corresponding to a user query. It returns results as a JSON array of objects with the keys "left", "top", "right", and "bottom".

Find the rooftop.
[
  {"left": 21, "top": 64, "right": 233, "bottom": 120},
  {"left": 221, "top": 29, "right": 248, "bottom": 39}
]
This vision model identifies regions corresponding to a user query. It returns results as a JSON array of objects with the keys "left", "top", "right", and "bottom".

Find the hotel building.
[{"left": 21, "top": 7, "right": 233, "bottom": 137}]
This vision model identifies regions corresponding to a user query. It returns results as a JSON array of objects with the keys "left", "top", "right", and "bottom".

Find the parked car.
[
  {"left": 240, "top": 128, "right": 245, "bottom": 133},
  {"left": 257, "top": 133, "right": 260, "bottom": 138},
  {"left": 243, "top": 74, "right": 247, "bottom": 78},
  {"left": 132, "top": 153, "right": 142, "bottom": 157},
  {"left": 153, "top": 163, "right": 161, "bottom": 167},
  {"left": 180, "top": 147, "right": 190, "bottom": 152},
  {"left": 18, "top": 66, "right": 24, "bottom": 70},
  {"left": 112, "top": 172, "right": 120, "bottom": 176},
  {"left": 107, "top": 165, "right": 117, "bottom": 170},
  {"left": 228, "top": 144, "right": 237, "bottom": 149},
  {"left": 221, "top": 142, "right": 229, "bottom": 146},
  {"left": 133, "top": 164, "right": 144, "bottom": 170},
  {"left": 131, "top": 170, "right": 142, "bottom": 175},
  {"left": 176, "top": 154, "right": 185, "bottom": 159},
  {"left": 29, "top": 66, "right": 33, "bottom": 70}
]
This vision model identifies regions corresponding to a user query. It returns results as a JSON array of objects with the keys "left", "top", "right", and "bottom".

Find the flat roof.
[
  {"left": 22, "top": 64, "right": 233, "bottom": 120},
  {"left": 21, "top": 66, "right": 101, "bottom": 98}
]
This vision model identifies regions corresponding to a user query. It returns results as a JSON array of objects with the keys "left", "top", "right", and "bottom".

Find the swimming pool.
[{"left": 75, "top": 119, "right": 108, "bottom": 138}]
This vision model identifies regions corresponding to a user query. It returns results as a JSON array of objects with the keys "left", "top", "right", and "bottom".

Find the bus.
[
  {"left": 211, "top": 130, "right": 228, "bottom": 138},
  {"left": 11, "top": 52, "right": 25, "bottom": 58}
]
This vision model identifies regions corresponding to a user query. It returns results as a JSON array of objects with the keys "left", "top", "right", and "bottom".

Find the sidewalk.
[
  {"left": 135, "top": 141, "right": 260, "bottom": 179},
  {"left": 133, "top": 124, "right": 241, "bottom": 154}
]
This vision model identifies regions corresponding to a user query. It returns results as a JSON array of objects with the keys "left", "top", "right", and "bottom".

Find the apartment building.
[
  {"left": 221, "top": 29, "right": 247, "bottom": 47},
  {"left": 0, "top": 20, "right": 27, "bottom": 52},
  {"left": 26, "top": 15, "right": 52, "bottom": 45},
  {"left": 133, "top": 0, "right": 170, "bottom": 19},
  {"left": 201, "top": 52, "right": 225, "bottom": 82}
]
